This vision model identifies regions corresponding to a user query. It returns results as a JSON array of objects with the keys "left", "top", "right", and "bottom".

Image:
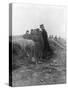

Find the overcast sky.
[{"left": 12, "top": 3, "right": 66, "bottom": 38}]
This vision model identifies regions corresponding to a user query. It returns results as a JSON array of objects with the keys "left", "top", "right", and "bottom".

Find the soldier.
[
  {"left": 40, "top": 24, "right": 52, "bottom": 59},
  {"left": 26, "top": 30, "right": 29, "bottom": 35},
  {"left": 54, "top": 35, "right": 57, "bottom": 41},
  {"left": 31, "top": 29, "right": 34, "bottom": 34}
]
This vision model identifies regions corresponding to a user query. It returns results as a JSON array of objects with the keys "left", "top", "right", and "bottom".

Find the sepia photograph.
[{"left": 9, "top": 3, "right": 66, "bottom": 87}]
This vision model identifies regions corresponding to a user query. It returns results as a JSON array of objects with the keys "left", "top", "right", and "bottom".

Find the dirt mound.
[{"left": 11, "top": 35, "right": 66, "bottom": 71}]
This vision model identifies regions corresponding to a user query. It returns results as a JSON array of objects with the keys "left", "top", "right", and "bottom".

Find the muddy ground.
[{"left": 12, "top": 47, "right": 66, "bottom": 87}]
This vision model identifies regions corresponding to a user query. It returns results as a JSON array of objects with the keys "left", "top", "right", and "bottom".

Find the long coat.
[{"left": 41, "top": 29, "right": 50, "bottom": 51}]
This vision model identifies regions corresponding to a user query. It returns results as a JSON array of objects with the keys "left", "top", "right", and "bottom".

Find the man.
[
  {"left": 40, "top": 24, "right": 52, "bottom": 59},
  {"left": 31, "top": 29, "right": 34, "bottom": 34},
  {"left": 26, "top": 30, "right": 29, "bottom": 35}
]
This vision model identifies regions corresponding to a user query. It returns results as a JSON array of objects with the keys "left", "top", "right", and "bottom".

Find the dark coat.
[{"left": 41, "top": 29, "right": 49, "bottom": 51}]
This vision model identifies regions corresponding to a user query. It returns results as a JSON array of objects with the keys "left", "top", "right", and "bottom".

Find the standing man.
[
  {"left": 40, "top": 24, "right": 52, "bottom": 59},
  {"left": 26, "top": 30, "right": 29, "bottom": 35}
]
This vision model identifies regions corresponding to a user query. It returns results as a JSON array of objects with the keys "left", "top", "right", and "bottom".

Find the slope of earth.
[{"left": 12, "top": 38, "right": 66, "bottom": 87}]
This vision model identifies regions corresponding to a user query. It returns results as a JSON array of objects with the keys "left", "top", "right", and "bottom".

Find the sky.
[{"left": 12, "top": 3, "right": 66, "bottom": 38}]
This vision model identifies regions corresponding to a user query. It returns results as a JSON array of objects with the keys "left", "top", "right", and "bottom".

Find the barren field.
[{"left": 12, "top": 44, "right": 66, "bottom": 87}]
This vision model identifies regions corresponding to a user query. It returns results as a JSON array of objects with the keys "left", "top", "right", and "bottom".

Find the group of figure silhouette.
[{"left": 23, "top": 24, "right": 53, "bottom": 60}]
